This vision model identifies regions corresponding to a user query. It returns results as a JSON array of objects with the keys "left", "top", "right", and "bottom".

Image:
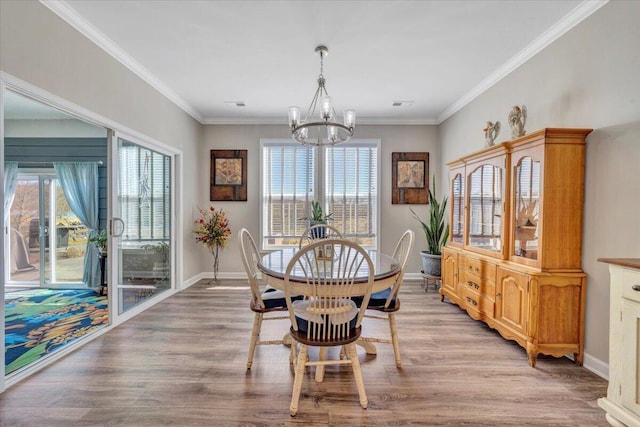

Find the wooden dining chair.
[
  {"left": 238, "top": 228, "right": 299, "bottom": 370},
  {"left": 283, "top": 239, "right": 375, "bottom": 416},
  {"left": 297, "top": 224, "right": 343, "bottom": 249},
  {"left": 356, "top": 229, "right": 414, "bottom": 368}
]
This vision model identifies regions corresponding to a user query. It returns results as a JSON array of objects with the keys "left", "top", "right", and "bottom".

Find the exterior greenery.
[
  {"left": 410, "top": 176, "right": 450, "bottom": 256},
  {"left": 88, "top": 229, "right": 108, "bottom": 253}
]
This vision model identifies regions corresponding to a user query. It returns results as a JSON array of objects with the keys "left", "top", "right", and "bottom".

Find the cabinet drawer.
[
  {"left": 621, "top": 268, "right": 640, "bottom": 304},
  {"left": 461, "top": 270, "right": 496, "bottom": 299},
  {"left": 464, "top": 288, "right": 495, "bottom": 317},
  {"left": 462, "top": 257, "right": 497, "bottom": 282}
]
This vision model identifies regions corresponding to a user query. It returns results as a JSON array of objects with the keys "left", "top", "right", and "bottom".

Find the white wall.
[
  {"left": 439, "top": 1, "right": 640, "bottom": 369},
  {"left": 200, "top": 124, "right": 439, "bottom": 277},
  {"left": 0, "top": 1, "right": 203, "bottom": 284}
]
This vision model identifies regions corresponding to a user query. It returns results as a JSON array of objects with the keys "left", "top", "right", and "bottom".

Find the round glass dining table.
[{"left": 257, "top": 247, "right": 400, "bottom": 292}]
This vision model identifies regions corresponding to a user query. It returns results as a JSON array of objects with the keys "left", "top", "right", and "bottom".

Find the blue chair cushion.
[
  {"left": 261, "top": 287, "right": 302, "bottom": 309},
  {"left": 352, "top": 288, "right": 397, "bottom": 309},
  {"left": 292, "top": 299, "right": 358, "bottom": 333}
]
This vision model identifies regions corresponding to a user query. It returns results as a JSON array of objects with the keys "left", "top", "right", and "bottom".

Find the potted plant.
[
  {"left": 410, "top": 175, "right": 450, "bottom": 277},
  {"left": 301, "top": 200, "right": 333, "bottom": 238},
  {"left": 88, "top": 229, "right": 108, "bottom": 256}
]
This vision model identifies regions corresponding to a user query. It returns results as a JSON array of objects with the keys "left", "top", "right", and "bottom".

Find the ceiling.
[{"left": 39, "top": 1, "right": 605, "bottom": 125}]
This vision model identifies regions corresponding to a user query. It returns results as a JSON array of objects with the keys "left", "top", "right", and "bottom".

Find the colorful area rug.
[{"left": 5, "top": 289, "right": 108, "bottom": 375}]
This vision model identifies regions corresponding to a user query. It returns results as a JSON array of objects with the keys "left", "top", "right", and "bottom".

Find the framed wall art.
[
  {"left": 392, "top": 152, "right": 429, "bottom": 204},
  {"left": 210, "top": 149, "right": 247, "bottom": 201}
]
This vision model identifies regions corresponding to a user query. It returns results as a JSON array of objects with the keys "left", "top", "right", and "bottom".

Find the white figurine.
[
  {"left": 483, "top": 121, "right": 501, "bottom": 147},
  {"left": 508, "top": 105, "right": 527, "bottom": 139}
]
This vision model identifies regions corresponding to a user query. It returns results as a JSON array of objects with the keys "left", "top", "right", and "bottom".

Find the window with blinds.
[
  {"left": 118, "top": 143, "right": 171, "bottom": 241},
  {"left": 261, "top": 139, "right": 379, "bottom": 249}
]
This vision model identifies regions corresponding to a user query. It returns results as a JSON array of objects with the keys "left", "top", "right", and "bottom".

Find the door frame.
[
  {"left": 1, "top": 72, "right": 183, "bottom": 392},
  {"left": 108, "top": 129, "right": 179, "bottom": 323}
]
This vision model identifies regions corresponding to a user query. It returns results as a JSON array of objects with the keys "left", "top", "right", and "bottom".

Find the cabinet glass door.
[
  {"left": 513, "top": 156, "right": 540, "bottom": 260},
  {"left": 450, "top": 173, "right": 464, "bottom": 245},
  {"left": 467, "top": 164, "right": 503, "bottom": 253}
]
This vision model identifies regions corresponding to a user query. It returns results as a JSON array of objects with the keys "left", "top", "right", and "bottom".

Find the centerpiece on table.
[{"left": 193, "top": 206, "right": 231, "bottom": 281}]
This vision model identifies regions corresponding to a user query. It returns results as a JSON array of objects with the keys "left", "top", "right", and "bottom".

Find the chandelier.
[{"left": 287, "top": 45, "right": 355, "bottom": 146}]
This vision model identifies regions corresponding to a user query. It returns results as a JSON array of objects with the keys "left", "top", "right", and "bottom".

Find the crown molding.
[
  {"left": 201, "top": 116, "right": 439, "bottom": 126},
  {"left": 437, "top": 0, "right": 609, "bottom": 124},
  {"left": 40, "top": 0, "right": 607, "bottom": 128},
  {"left": 40, "top": 0, "right": 204, "bottom": 124}
]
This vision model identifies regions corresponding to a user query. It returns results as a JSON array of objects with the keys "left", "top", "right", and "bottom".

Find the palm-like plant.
[
  {"left": 301, "top": 200, "right": 333, "bottom": 223},
  {"left": 410, "top": 176, "right": 450, "bottom": 255}
]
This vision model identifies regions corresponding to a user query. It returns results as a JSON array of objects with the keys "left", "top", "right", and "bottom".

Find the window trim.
[{"left": 259, "top": 138, "right": 381, "bottom": 251}]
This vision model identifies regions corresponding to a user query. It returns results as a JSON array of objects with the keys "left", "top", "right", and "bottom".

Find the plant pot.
[
  {"left": 309, "top": 220, "right": 327, "bottom": 239},
  {"left": 420, "top": 251, "right": 442, "bottom": 277}
]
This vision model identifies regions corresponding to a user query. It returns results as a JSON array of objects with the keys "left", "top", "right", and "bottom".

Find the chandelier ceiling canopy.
[{"left": 287, "top": 45, "right": 355, "bottom": 146}]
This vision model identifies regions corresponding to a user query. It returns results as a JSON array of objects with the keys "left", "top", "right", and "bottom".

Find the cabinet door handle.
[
  {"left": 496, "top": 293, "right": 501, "bottom": 298},
  {"left": 632, "top": 284, "right": 640, "bottom": 292}
]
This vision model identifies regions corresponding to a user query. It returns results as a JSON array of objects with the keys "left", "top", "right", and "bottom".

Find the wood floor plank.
[{"left": 1, "top": 279, "right": 608, "bottom": 426}]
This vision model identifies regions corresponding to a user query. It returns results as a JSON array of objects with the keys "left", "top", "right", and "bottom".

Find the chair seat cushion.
[
  {"left": 261, "top": 286, "right": 302, "bottom": 309},
  {"left": 352, "top": 288, "right": 397, "bottom": 310},
  {"left": 292, "top": 299, "right": 358, "bottom": 332}
]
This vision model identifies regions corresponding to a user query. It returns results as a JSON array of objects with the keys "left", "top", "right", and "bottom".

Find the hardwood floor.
[{"left": 1, "top": 279, "right": 608, "bottom": 426}]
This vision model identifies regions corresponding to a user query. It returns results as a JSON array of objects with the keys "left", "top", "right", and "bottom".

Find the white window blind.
[
  {"left": 325, "top": 143, "right": 377, "bottom": 247},
  {"left": 261, "top": 139, "right": 378, "bottom": 249},
  {"left": 262, "top": 142, "right": 315, "bottom": 247},
  {"left": 118, "top": 144, "right": 171, "bottom": 241},
  {"left": 468, "top": 165, "right": 502, "bottom": 238}
]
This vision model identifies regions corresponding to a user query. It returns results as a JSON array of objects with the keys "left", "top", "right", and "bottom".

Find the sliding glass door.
[
  {"left": 112, "top": 136, "right": 173, "bottom": 314},
  {"left": 9, "top": 172, "right": 85, "bottom": 286}
]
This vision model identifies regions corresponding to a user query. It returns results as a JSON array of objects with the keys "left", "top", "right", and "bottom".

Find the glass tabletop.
[{"left": 258, "top": 247, "right": 400, "bottom": 282}]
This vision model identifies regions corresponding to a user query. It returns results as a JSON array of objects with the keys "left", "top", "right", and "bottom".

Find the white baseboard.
[
  {"left": 404, "top": 272, "right": 432, "bottom": 281},
  {"left": 583, "top": 352, "right": 609, "bottom": 380}
]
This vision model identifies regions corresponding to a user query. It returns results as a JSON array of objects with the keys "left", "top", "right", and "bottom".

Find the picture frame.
[
  {"left": 392, "top": 152, "right": 429, "bottom": 204},
  {"left": 210, "top": 149, "right": 247, "bottom": 201}
]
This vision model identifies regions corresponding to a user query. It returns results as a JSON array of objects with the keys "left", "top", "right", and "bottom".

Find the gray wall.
[
  {"left": 439, "top": 1, "right": 640, "bottom": 368},
  {"left": 200, "top": 124, "right": 439, "bottom": 276},
  {"left": 1, "top": 0, "right": 203, "bottom": 284}
]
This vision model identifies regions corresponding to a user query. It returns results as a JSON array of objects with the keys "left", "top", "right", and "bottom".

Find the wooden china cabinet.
[{"left": 440, "top": 128, "right": 592, "bottom": 366}]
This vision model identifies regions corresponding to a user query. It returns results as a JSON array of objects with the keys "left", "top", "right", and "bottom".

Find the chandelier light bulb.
[
  {"left": 288, "top": 106, "right": 301, "bottom": 127},
  {"left": 328, "top": 125, "right": 338, "bottom": 143},
  {"left": 321, "top": 96, "right": 332, "bottom": 121},
  {"left": 344, "top": 109, "right": 356, "bottom": 129},
  {"left": 299, "top": 124, "right": 308, "bottom": 140}
]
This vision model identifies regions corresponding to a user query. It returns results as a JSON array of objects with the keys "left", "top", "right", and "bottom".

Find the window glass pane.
[
  {"left": 325, "top": 144, "right": 377, "bottom": 248},
  {"left": 467, "top": 164, "right": 502, "bottom": 252},
  {"left": 262, "top": 143, "right": 314, "bottom": 247},
  {"left": 261, "top": 140, "right": 378, "bottom": 249},
  {"left": 118, "top": 144, "right": 170, "bottom": 241}
]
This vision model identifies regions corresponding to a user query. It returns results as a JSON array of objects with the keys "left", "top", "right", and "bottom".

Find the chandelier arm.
[{"left": 305, "top": 85, "right": 322, "bottom": 122}]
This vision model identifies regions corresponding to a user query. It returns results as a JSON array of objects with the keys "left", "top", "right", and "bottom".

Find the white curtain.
[{"left": 54, "top": 162, "right": 100, "bottom": 287}]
